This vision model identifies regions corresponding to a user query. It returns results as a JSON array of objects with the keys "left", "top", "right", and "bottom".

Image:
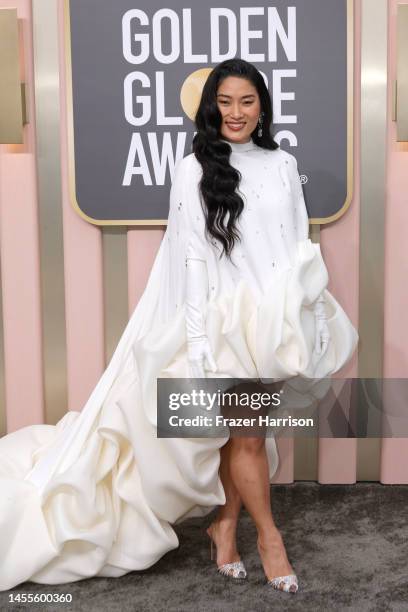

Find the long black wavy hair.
[{"left": 192, "top": 58, "right": 279, "bottom": 261}]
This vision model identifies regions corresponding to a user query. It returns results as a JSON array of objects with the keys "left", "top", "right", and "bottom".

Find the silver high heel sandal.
[
  {"left": 267, "top": 573, "right": 298, "bottom": 594},
  {"left": 209, "top": 534, "right": 247, "bottom": 580},
  {"left": 259, "top": 535, "right": 299, "bottom": 593}
]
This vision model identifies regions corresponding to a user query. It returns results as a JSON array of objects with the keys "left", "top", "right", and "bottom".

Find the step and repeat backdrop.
[{"left": 66, "top": 0, "right": 353, "bottom": 224}]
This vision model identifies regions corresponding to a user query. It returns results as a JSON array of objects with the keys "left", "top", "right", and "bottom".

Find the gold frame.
[
  {"left": 0, "top": 9, "right": 24, "bottom": 144},
  {"left": 64, "top": 0, "right": 354, "bottom": 227},
  {"left": 395, "top": 4, "right": 408, "bottom": 142}
]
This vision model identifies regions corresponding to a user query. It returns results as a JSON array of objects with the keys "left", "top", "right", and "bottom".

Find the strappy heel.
[
  {"left": 257, "top": 535, "right": 299, "bottom": 593},
  {"left": 208, "top": 530, "right": 247, "bottom": 580},
  {"left": 267, "top": 573, "right": 298, "bottom": 593}
]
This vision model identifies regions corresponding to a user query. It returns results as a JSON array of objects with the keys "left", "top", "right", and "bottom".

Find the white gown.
[{"left": 0, "top": 138, "right": 358, "bottom": 590}]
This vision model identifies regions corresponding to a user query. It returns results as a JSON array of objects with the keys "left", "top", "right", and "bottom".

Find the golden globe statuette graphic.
[{"left": 180, "top": 67, "right": 213, "bottom": 120}]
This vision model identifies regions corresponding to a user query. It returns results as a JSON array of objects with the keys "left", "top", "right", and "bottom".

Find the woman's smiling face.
[{"left": 216, "top": 76, "right": 262, "bottom": 144}]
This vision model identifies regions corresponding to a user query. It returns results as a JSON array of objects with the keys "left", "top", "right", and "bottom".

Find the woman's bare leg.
[
  {"left": 228, "top": 436, "right": 295, "bottom": 585},
  {"left": 206, "top": 438, "right": 242, "bottom": 566}
]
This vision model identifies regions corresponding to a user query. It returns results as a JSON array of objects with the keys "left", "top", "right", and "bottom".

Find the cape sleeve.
[
  {"left": 169, "top": 154, "right": 209, "bottom": 255},
  {"left": 280, "top": 151, "right": 330, "bottom": 306},
  {"left": 285, "top": 153, "right": 310, "bottom": 244},
  {"left": 157, "top": 154, "right": 211, "bottom": 324}
]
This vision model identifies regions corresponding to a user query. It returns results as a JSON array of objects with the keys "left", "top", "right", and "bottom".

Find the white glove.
[
  {"left": 185, "top": 256, "right": 217, "bottom": 378},
  {"left": 314, "top": 294, "right": 330, "bottom": 356}
]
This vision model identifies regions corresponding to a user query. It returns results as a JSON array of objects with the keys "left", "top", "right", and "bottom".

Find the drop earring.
[{"left": 257, "top": 112, "right": 264, "bottom": 137}]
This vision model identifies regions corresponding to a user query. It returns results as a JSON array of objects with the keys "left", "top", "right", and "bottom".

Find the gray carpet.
[{"left": 1, "top": 483, "right": 407, "bottom": 612}]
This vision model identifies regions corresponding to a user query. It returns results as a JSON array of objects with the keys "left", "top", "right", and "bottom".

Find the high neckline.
[{"left": 220, "top": 137, "right": 258, "bottom": 152}]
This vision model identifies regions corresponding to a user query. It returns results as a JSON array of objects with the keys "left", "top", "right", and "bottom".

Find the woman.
[
  {"left": 181, "top": 57, "right": 357, "bottom": 594},
  {"left": 0, "top": 58, "right": 358, "bottom": 594}
]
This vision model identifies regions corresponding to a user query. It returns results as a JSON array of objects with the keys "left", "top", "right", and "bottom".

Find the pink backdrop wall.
[
  {"left": 0, "top": 0, "right": 406, "bottom": 482},
  {"left": 381, "top": 0, "right": 408, "bottom": 483},
  {"left": 0, "top": 0, "right": 44, "bottom": 431}
]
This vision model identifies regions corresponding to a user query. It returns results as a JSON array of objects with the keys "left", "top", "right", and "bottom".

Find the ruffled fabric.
[
  {"left": 0, "top": 323, "right": 226, "bottom": 589},
  {"left": 202, "top": 238, "right": 358, "bottom": 381},
  {"left": 0, "top": 235, "right": 358, "bottom": 590}
]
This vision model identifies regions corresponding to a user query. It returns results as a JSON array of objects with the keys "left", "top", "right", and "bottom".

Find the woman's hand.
[
  {"left": 187, "top": 335, "right": 217, "bottom": 379},
  {"left": 314, "top": 295, "right": 330, "bottom": 355}
]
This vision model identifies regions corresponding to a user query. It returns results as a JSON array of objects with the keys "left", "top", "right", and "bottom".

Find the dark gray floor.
[{"left": 1, "top": 482, "right": 407, "bottom": 612}]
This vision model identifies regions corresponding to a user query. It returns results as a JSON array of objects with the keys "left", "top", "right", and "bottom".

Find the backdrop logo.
[
  {"left": 122, "top": 66, "right": 212, "bottom": 187},
  {"left": 66, "top": 0, "right": 352, "bottom": 225}
]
